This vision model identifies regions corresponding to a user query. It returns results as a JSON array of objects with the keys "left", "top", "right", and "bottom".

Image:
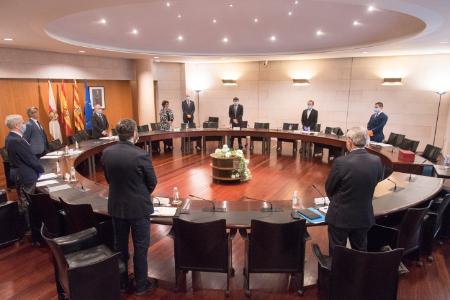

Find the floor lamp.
[
  {"left": 433, "top": 91, "right": 447, "bottom": 146},
  {"left": 195, "top": 89, "right": 201, "bottom": 124}
]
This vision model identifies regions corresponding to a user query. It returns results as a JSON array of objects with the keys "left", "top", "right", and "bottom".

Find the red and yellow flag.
[
  {"left": 60, "top": 80, "right": 73, "bottom": 136},
  {"left": 73, "top": 80, "right": 84, "bottom": 131}
]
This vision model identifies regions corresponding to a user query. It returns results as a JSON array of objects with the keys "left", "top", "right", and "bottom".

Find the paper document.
[
  {"left": 153, "top": 197, "right": 171, "bottom": 206},
  {"left": 314, "top": 197, "right": 330, "bottom": 205},
  {"left": 151, "top": 207, "right": 178, "bottom": 217},
  {"left": 41, "top": 155, "right": 61, "bottom": 159},
  {"left": 369, "top": 142, "right": 393, "bottom": 148},
  {"left": 46, "top": 150, "right": 64, "bottom": 156},
  {"left": 38, "top": 173, "right": 58, "bottom": 181},
  {"left": 318, "top": 206, "right": 329, "bottom": 214},
  {"left": 36, "top": 180, "right": 59, "bottom": 187},
  {"left": 48, "top": 184, "right": 72, "bottom": 193}
]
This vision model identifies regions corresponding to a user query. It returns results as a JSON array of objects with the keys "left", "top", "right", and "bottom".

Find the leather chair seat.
[{"left": 66, "top": 244, "right": 126, "bottom": 274}]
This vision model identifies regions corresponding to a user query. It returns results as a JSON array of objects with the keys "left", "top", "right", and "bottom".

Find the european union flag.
[{"left": 84, "top": 80, "right": 93, "bottom": 130}]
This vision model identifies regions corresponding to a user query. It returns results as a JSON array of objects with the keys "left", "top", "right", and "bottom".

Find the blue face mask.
[
  {"left": 374, "top": 108, "right": 380, "bottom": 113},
  {"left": 20, "top": 124, "right": 27, "bottom": 133}
]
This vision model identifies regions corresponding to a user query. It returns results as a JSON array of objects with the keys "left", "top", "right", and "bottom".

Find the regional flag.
[
  {"left": 73, "top": 80, "right": 84, "bottom": 131},
  {"left": 60, "top": 80, "right": 73, "bottom": 136}
]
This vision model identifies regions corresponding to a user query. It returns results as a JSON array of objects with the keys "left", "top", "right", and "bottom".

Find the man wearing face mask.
[
  {"left": 4, "top": 114, "right": 44, "bottom": 241},
  {"left": 181, "top": 94, "right": 195, "bottom": 124},
  {"left": 228, "top": 97, "right": 244, "bottom": 149},
  {"left": 325, "top": 127, "right": 383, "bottom": 256},
  {"left": 101, "top": 119, "right": 157, "bottom": 295},
  {"left": 367, "top": 101, "right": 388, "bottom": 142},
  {"left": 91, "top": 104, "right": 109, "bottom": 139},
  {"left": 23, "top": 106, "right": 49, "bottom": 158},
  {"left": 301, "top": 100, "right": 318, "bottom": 131}
]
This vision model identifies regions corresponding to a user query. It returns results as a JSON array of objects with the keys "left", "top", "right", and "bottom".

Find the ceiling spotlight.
[
  {"left": 288, "top": 11, "right": 293, "bottom": 16},
  {"left": 353, "top": 20, "right": 362, "bottom": 26},
  {"left": 229, "top": 4, "right": 233, "bottom": 8},
  {"left": 254, "top": 18, "right": 259, "bottom": 23},
  {"left": 131, "top": 28, "right": 139, "bottom": 35},
  {"left": 213, "top": 19, "right": 217, "bottom": 24},
  {"left": 362, "top": 51, "right": 369, "bottom": 54},
  {"left": 294, "top": 0, "right": 299, "bottom": 4},
  {"left": 293, "top": 79, "right": 310, "bottom": 86},
  {"left": 316, "top": 30, "right": 324, "bottom": 36},
  {"left": 166, "top": 2, "right": 171, "bottom": 7},
  {"left": 2, "top": 37, "right": 13, "bottom": 41},
  {"left": 270, "top": 35, "right": 277, "bottom": 42},
  {"left": 222, "top": 37, "right": 229, "bottom": 43},
  {"left": 177, "top": 13, "right": 182, "bottom": 18},
  {"left": 154, "top": 56, "right": 159, "bottom": 59},
  {"left": 177, "top": 35, "right": 184, "bottom": 41},
  {"left": 78, "top": 50, "right": 86, "bottom": 53},
  {"left": 382, "top": 78, "right": 402, "bottom": 86},
  {"left": 367, "top": 5, "right": 376, "bottom": 12}
]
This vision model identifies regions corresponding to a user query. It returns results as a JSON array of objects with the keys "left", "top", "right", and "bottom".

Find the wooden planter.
[{"left": 210, "top": 154, "right": 242, "bottom": 183}]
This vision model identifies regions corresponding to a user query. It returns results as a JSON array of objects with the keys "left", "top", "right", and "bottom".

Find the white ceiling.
[{"left": 0, "top": 0, "right": 450, "bottom": 62}]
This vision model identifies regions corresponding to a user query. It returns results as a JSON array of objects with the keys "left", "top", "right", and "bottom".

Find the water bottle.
[
  {"left": 70, "top": 166, "right": 77, "bottom": 182},
  {"left": 292, "top": 190, "right": 299, "bottom": 209},
  {"left": 64, "top": 145, "right": 69, "bottom": 155},
  {"left": 56, "top": 161, "right": 61, "bottom": 175},
  {"left": 289, "top": 124, "right": 292, "bottom": 130},
  {"left": 172, "top": 187, "right": 180, "bottom": 205},
  {"left": 75, "top": 140, "right": 79, "bottom": 150}
]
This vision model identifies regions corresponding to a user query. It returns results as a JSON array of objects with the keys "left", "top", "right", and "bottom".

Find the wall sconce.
[
  {"left": 292, "top": 79, "right": 310, "bottom": 86},
  {"left": 382, "top": 78, "right": 402, "bottom": 86},
  {"left": 222, "top": 79, "right": 238, "bottom": 86}
]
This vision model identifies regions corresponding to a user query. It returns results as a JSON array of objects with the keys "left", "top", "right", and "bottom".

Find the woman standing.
[{"left": 159, "top": 100, "right": 174, "bottom": 151}]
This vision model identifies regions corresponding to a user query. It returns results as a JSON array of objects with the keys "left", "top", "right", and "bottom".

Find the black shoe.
[{"left": 135, "top": 279, "right": 157, "bottom": 296}]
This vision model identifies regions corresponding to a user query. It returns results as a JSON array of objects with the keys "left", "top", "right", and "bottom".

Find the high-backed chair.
[
  {"left": 203, "top": 120, "right": 223, "bottom": 149},
  {"left": 0, "top": 201, "right": 25, "bottom": 247},
  {"left": 250, "top": 122, "right": 270, "bottom": 154},
  {"left": 137, "top": 124, "right": 150, "bottom": 133},
  {"left": 208, "top": 116, "right": 219, "bottom": 123},
  {"left": 312, "top": 244, "right": 403, "bottom": 300},
  {"left": 70, "top": 130, "right": 90, "bottom": 144},
  {"left": 241, "top": 219, "right": 307, "bottom": 296},
  {"left": 0, "top": 147, "right": 15, "bottom": 189},
  {"left": 324, "top": 127, "right": 333, "bottom": 134},
  {"left": 277, "top": 123, "right": 299, "bottom": 155},
  {"left": 111, "top": 128, "right": 118, "bottom": 136},
  {"left": 173, "top": 218, "right": 235, "bottom": 296},
  {"left": 150, "top": 123, "right": 162, "bottom": 153},
  {"left": 48, "top": 139, "right": 63, "bottom": 152},
  {"left": 41, "top": 224, "right": 124, "bottom": 300},
  {"left": 331, "top": 127, "right": 344, "bottom": 137},
  {"left": 26, "top": 192, "right": 66, "bottom": 238},
  {"left": 422, "top": 144, "right": 441, "bottom": 162},
  {"left": 312, "top": 124, "right": 321, "bottom": 132},
  {"left": 399, "top": 138, "right": 419, "bottom": 153},
  {"left": 386, "top": 133, "right": 405, "bottom": 147}
]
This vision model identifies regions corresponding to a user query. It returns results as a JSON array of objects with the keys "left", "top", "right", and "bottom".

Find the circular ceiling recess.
[{"left": 45, "top": 0, "right": 426, "bottom": 56}]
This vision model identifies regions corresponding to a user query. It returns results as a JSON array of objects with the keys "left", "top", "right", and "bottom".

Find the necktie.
[
  {"left": 36, "top": 120, "right": 42, "bottom": 130},
  {"left": 307, "top": 109, "right": 311, "bottom": 119},
  {"left": 234, "top": 105, "right": 237, "bottom": 116}
]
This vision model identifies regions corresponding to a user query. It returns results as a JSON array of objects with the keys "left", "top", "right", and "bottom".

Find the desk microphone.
[
  {"left": 386, "top": 178, "right": 398, "bottom": 192},
  {"left": 312, "top": 184, "right": 328, "bottom": 206},
  {"left": 244, "top": 196, "right": 283, "bottom": 212},
  {"left": 188, "top": 194, "right": 227, "bottom": 212},
  {"left": 153, "top": 196, "right": 160, "bottom": 206}
]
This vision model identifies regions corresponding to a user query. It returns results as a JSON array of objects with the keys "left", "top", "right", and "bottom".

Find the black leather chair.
[
  {"left": 422, "top": 144, "right": 441, "bottom": 162},
  {"left": 331, "top": 127, "right": 344, "bottom": 137},
  {"left": 137, "top": 124, "right": 150, "bottom": 133},
  {"left": 277, "top": 123, "right": 299, "bottom": 155},
  {"left": 173, "top": 218, "right": 235, "bottom": 296},
  {"left": 324, "top": 127, "right": 333, "bottom": 134},
  {"left": 203, "top": 120, "right": 223, "bottom": 149},
  {"left": 70, "top": 130, "right": 90, "bottom": 144},
  {"left": 422, "top": 194, "right": 450, "bottom": 261},
  {"left": 150, "top": 123, "right": 162, "bottom": 153},
  {"left": 399, "top": 138, "right": 419, "bottom": 153},
  {"left": 312, "top": 124, "right": 321, "bottom": 132},
  {"left": 386, "top": 133, "right": 405, "bottom": 147},
  {"left": 41, "top": 224, "right": 124, "bottom": 300},
  {"left": 0, "top": 201, "right": 25, "bottom": 247},
  {"left": 315, "top": 127, "right": 342, "bottom": 160},
  {"left": 208, "top": 116, "right": 219, "bottom": 123},
  {"left": 0, "top": 147, "right": 15, "bottom": 189},
  {"left": 250, "top": 122, "right": 270, "bottom": 154},
  {"left": 312, "top": 244, "right": 403, "bottom": 300},
  {"left": 111, "top": 128, "right": 118, "bottom": 136},
  {"left": 48, "top": 139, "right": 63, "bottom": 152},
  {"left": 241, "top": 219, "right": 307, "bottom": 296},
  {"left": 26, "top": 192, "right": 66, "bottom": 237}
]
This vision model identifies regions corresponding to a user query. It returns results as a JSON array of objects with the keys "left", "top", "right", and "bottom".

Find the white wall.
[{"left": 0, "top": 48, "right": 135, "bottom": 80}]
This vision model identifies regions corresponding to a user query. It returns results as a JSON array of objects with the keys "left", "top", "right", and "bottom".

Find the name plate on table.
[
  {"left": 151, "top": 207, "right": 179, "bottom": 217},
  {"left": 232, "top": 127, "right": 241, "bottom": 131}
]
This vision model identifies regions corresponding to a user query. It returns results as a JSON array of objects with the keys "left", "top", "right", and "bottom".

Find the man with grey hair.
[
  {"left": 23, "top": 106, "right": 49, "bottom": 157},
  {"left": 5, "top": 114, "right": 44, "bottom": 244},
  {"left": 325, "top": 126, "right": 384, "bottom": 255},
  {"left": 91, "top": 104, "right": 109, "bottom": 138},
  {"left": 101, "top": 118, "right": 157, "bottom": 295}
]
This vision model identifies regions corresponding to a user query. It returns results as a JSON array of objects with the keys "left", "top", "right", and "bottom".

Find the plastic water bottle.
[
  {"left": 64, "top": 145, "right": 69, "bottom": 155},
  {"left": 75, "top": 140, "right": 79, "bottom": 150},
  {"left": 292, "top": 190, "right": 299, "bottom": 209},
  {"left": 56, "top": 161, "right": 61, "bottom": 175},
  {"left": 70, "top": 166, "right": 77, "bottom": 182},
  {"left": 289, "top": 124, "right": 292, "bottom": 130},
  {"left": 172, "top": 187, "right": 180, "bottom": 205}
]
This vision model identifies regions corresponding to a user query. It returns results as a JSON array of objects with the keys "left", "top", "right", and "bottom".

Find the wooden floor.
[{"left": 1, "top": 141, "right": 450, "bottom": 299}]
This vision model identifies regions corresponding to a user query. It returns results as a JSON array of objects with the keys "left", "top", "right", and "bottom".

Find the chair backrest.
[
  {"left": 241, "top": 121, "right": 248, "bottom": 128},
  {"left": 330, "top": 246, "right": 403, "bottom": 300},
  {"left": 28, "top": 193, "right": 65, "bottom": 237},
  {"left": 313, "top": 124, "right": 321, "bottom": 132},
  {"left": 188, "top": 122, "right": 197, "bottom": 129},
  {"left": 248, "top": 219, "right": 306, "bottom": 272},
  {"left": 0, "top": 201, "right": 23, "bottom": 246},
  {"left": 422, "top": 144, "right": 441, "bottom": 162},
  {"left": 325, "top": 127, "right": 333, "bottom": 134},
  {"left": 137, "top": 124, "right": 150, "bottom": 133},
  {"left": 254, "top": 122, "right": 269, "bottom": 129},
  {"left": 282, "top": 123, "right": 299, "bottom": 130},
  {"left": 386, "top": 133, "right": 405, "bottom": 147},
  {"left": 397, "top": 206, "right": 429, "bottom": 252},
  {"left": 111, "top": 128, "right": 118, "bottom": 136},
  {"left": 150, "top": 123, "right": 161, "bottom": 131},
  {"left": 433, "top": 195, "right": 450, "bottom": 234},
  {"left": 60, "top": 199, "right": 97, "bottom": 234},
  {"left": 399, "top": 138, "right": 413, "bottom": 151},
  {"left": 203, "top": 122, "right": 219, "bottom": 129},
  {"left": 332, "top": 127, "right": 344, "bottom": 136},
  {"left": 410, "top": 140, "right": 420, "bottom": 153},
  {"left": 208, "top": 117, "right": 219, "bottom": 123},
  {"left": 173, "top": 218, "right": 228, "bottom": 272}
]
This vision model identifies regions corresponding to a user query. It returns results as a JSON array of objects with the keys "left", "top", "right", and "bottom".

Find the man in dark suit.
[
  {"left": 367, "top": 101, "right": 388, "bottom": 142},
  {"left": 101, "top": 119, "right": 157, "bottom": 295},
  {"left": 23, "top": 107, "right": 48, "bottom": 157},
  {"left": 5, "top": 114, "right": 44, "bottom": 241},
  {"left": 325, "top": 127, "right": 384, "bottom": 255},
  {"left": 301, "top": 100, "right": 318, "bottom": 131},
  {"left": 228, "top": 97, "right": 244, "bottom": 149},
  {"left": 91, "top": 104, "right": 109, "bottom": 139},
  {"left": 181, "top": 95, "right": 195, "bottom": 124}
]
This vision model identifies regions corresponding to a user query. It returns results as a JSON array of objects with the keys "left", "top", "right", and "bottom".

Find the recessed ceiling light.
[
  {"left": 367, "top": 5, "right": 376, "bottom": 12},
  {"left": 78, "top": 50, "right": 86, "bottom": 53},
  {"left": 229, "top": 4, "right": 233, "bottom": 8},
  {"left": 294, "top": 0, "right": 299, "bottom": 4},
  {"left": 213, "top": 18, "right": 217, "bottom": 23},
  {"left": 362, "top": 51, "right": 369, "bottom": 54},
  {"left": 177, "top": 35, "right": 184, "bottom": 41},
  {"left": 254, "top": 18, "right": 259, "bottom": 23},
  {"left": 131, "top": 28, "right": 139, "bottom": 35},
  {"left": 288, "top": 11, "right": 293, "bottom": 16},
  {"left": 166, "top": 2, "right": 171, "bottom": 7},
  {"left": 353, "top": 20, "right": 362, "bottom": 26},
  {"left": 154, "top": 56, "right": 160, "bottom": 59},
  {"left": 270, "top": 35, "right": 277, "bottom": 42},
  {"left": 3, "top": 37, "right": 13, "bottom": 41},
  {"left": 222, "top": 37, "right": 229, "bottom": 43},
  {"left": 177, "top": 13, "right": 182, "bottom": 18},
  {"left": 98, "top": 18, "right": 107, "bottom": 24},
  {"left": 316, "top": 30, "right": 324, "bottom": 36}
]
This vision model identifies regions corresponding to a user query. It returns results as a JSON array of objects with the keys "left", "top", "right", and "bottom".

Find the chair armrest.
[
  {"left": 54, "top": 227, "right": 100, "bottom": 254},
  {"left": 367, "top": 224, "right": 399, "bottom": 251},
  {"left": 311, "top": 243, "right": 331, "bottom": 270},
  {"left": 97, "top": 219, "right": 114, "bottom": 250}
]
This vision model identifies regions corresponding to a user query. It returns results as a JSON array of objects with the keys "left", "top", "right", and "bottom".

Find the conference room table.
[{"left": 37, "top": 128, "right": 443, "bottom": 228}]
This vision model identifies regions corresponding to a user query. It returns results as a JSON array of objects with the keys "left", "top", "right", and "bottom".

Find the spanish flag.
[
  {"left": 73, "top": 80, "right": 84, "bottom": 131},
  {"left": 60, "top": 80, "right": 73, "bottom": 136}
]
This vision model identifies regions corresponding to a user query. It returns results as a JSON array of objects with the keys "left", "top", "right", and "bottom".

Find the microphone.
[
  {"left": 188, "top": 194, "right": 227, "bottom": 212},
  {"left": 153, "top": 196, "right": 161, "bottom": 206},
  {"left": 312, "top": 184, "right": 328, "bottom": 206},
  {"left": 386, "top": 178, "right": 398, "bottom": 192},
  {"left": 244, "top": 196, "right": 283, "bottom": 212}
]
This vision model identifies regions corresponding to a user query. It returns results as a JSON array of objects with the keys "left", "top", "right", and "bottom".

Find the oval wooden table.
[{"left": 37, "top": 128, "right": 443, "bottom": 229}]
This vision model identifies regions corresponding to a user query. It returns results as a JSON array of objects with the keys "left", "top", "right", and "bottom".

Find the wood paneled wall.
[{"left": 0, "top": 79, "right": 136, "bottom": 146}]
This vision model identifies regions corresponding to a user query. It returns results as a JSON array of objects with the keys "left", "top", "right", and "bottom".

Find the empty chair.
[
  {"left": 312, "top": 124, "right": 321, "bottom": 132},
  {"left": 42, "top": 224, "right": 124, "bottom": 300},
  {"left": 241, "top": 219, "right": 307, "bottom": 296},
  {"left": 173, "top": 218, "right": 235, "bottom": 296},
  {"left": 0, "top": 147, "right": 15, "bottom": 189},
  {"left": 137, "top": 124, "right": 150, "bottom": 133},
  {"left": 324, "top": 127, "right": 333, "bottom": 134},
  {"left": 386, "top": 133, "right": 405, "bottom": 147},
  {"left": 0, "top": 201, "right": 25, "bottom": 247},
  {"left": 399, "top": 138, "right": 419, "bottom": 153},
  {"left": 422, "top": 144, "right": 441, "bottom": 162},
  {"left": 250, "top": 122, "right": 270, "bottom": 154},
  {"left": 70, "top": 131, "right": 90, "bottom": 144},
  {"left": 47, "top": 139, "right": 63, "bottom": 152},
  {"left": 332, "top": 127, "right": 344, "bottom": 136},
  {"left": 208, "top": 116, "right": 219, "bottom": 123},
  {"left": 203, "top": 121, "right": 223, "bottom": 149},
  {"left": 150, "top": 123, "right": 162, "bottom": 153},
  {"left": 312, "top": 244, "right": 403, "bottom": 300},
  {"left": 26, "top": 192, "right": 66, "bottom": 237},
  {"left": 277, "top": 123, "right": 299, "bottom": 155}
]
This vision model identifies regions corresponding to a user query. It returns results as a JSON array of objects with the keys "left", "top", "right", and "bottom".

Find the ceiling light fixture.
[
  {"left": 294, "top": 0, "right": 299, "bottom": 4},
  {"left": 213, "top": 19, "right": 217, "bottom": 24},
  {"left": 382, "top": 78, "right": 402, "bottom": 86},
  {"left": 177, "top": 35, "right": 184, "bottom": 41},
  {"left": 177, "top": 13, "right": 182, "bottom": 18},
  {"left": 293, "top": 79, "right": 310, "bottom": 86},
  {"left": 166, "top": 2, "right": 171, "bottom": 7},
  {"left": 353, "top": 20, "right": 362, "bottom": 26},
  {"left": 222, "top": 37, "right": 229, "bottom": 43},
  {"left": 316, "top": 30, "right": 324, "bottom": 36},
  {"left": 98, "top": 18, "right": 107, "bottom": 24},
  {"left": 270, "top": 35, "right": 277, "bottom": 42},
  {"left": 78, "top": 50, "right": 86, "bottom": 53},
  {"left": 229, "top": 4, "right": 233, "bottom": 8},
  {"left": 254, "top": 18, "right": 259, "bottom": 23},
  {"left": 154, "top": 56, "right": 159, "bottom": 59},
  {"left": 367, "top": 5, "right": 376, "bottom": 12},
  {"left": 288, "top": 11, "right": 293, "bottom": 16},
  {"left": 131, "top": 28, "right": 139, "bottom": 35},
  {"left": 362, "top": 51, "right": 369, "bottom": 54},
  {"left": 2, "top": 37, "right": 13, "bottom": 41},
  {"left": 222, "top": 79, "right": 237, "bottom": 86}
]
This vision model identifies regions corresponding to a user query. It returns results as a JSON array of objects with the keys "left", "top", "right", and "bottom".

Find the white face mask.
[
  {"left": 234, "top": 102, "right": 238, "bottom": 105},
  {"left": 307, "top": 105, "right": 313, "bottom": 109},
  {"left": 19, "top": 124, "right": 26, "bottom": 134},
  {"left": 186, "top": 97, "right": 191, "bottom": 101},
  {"left": 374, "top": 107, "right": 380, "bottom": 113}
]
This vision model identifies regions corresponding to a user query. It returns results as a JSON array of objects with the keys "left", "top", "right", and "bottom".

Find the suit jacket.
[
  {"left": 23, "top": 119, "right": 48, "bottom": 156},
  {"left": 229, "top": 104, "right": 244, "bottom": 126},
  {"left": 91, "top": 113, "right": 109, "bottom": 139},
  {"left": 301, "top": 108, "right": 318, "bottom": 129},
  {"left": 325, "top": 148, "right": 384, "bottom": 229},
  {"left": 5, "top": 132, "right": 44, "bottom": 185},
  {"left": 102, "top": 141, "right": 157, "bottom": 219},
  {"left": 182, "top": 100, "right": 195, "bottom": 123},
  {"left": 367, "top": 112, "right": 388, "bottom": 142}
]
